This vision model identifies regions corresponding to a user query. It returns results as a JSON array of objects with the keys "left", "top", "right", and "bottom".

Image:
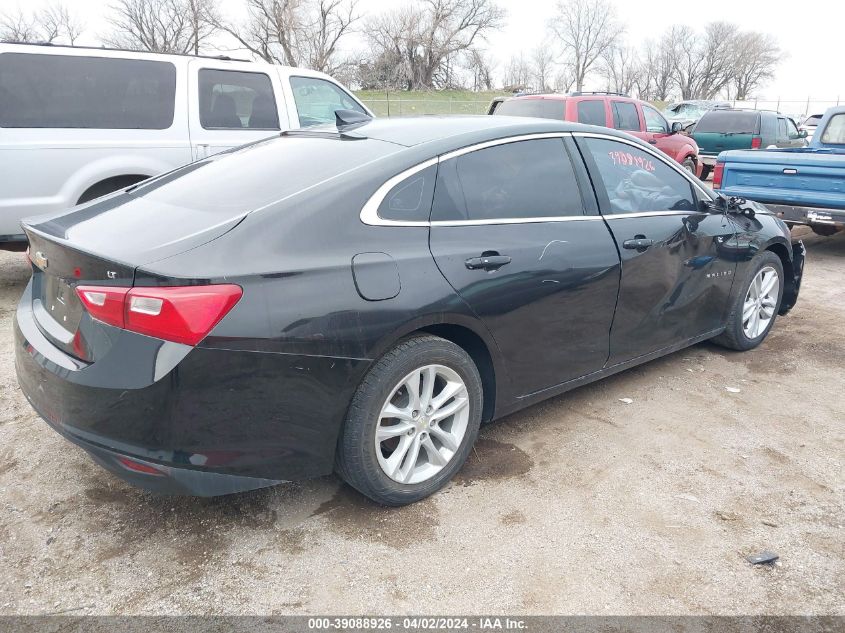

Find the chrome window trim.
[{"left": 359, "top": 131, "right": 712, "bottom": 227}]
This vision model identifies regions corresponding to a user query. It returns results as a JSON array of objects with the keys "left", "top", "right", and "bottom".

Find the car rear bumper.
[
  {"left": 14, "top": 279, "right": 367, "bottom": 496},
  {"left": 0, "top": 233, "right": 28, "bottom": 251},
  {"left": 768, "top": 203, "right": 845, "bottom": 228}
]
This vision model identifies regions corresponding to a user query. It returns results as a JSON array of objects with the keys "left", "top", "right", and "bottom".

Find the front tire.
[
  {"left": 682, "top": 157, "right": 696, "bottom": 175},
  {"left": 336, "top": 335, "right": 483, "bottom": 506},
  {"left": 712, "top": 251, "right": 784, "bottom": 351}
]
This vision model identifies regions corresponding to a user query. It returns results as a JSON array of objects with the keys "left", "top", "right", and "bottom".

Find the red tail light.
[
  {"left": 751, "top": 136, "right": 762, "bottom": 149},
  {"left": 712, "top": 162, "right": 724, "bottom": 190},
  {"left": 117, "top": 456, "right": 167, "bottom": 476},
  {"left": 75, "top": 284, "right": 242, "bottom": 346}
]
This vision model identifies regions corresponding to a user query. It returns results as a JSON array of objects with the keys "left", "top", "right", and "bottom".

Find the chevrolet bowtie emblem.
[{"left": 32, "top": 251, "right": 48, "bottom": 270}]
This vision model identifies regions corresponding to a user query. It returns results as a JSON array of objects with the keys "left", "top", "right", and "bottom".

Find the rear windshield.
[
  {"left": 130, "top": 134, "right": 399, "bottom": 213},
  {"left": 494, "top": 98, "right": 565, "bottom": 120},
  {"left": 0, "top": 53, "right": 176, "bottom": 129},
  {"left": 820, "top": 114, "right": 845, "bottom": 144},
  {"left": 695, "top": 111, "right": 760, "bottom": 134}
]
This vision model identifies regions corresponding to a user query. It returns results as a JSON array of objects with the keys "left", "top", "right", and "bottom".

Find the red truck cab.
[{"left": 494, "top": 92, "right": 704, "bottom": 178}]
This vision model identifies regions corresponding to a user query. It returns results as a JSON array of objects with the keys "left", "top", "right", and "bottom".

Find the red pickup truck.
[{"left": 493, "top": 92, "right": 704, "bottom": 178}]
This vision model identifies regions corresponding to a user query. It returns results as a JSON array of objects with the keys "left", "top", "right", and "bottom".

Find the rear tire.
[
  {"left": 336, "top": 335, "right": 483, "bottom": 506},
  {"left": 712, "top": 251, "right": 784, "bottom": 351}
]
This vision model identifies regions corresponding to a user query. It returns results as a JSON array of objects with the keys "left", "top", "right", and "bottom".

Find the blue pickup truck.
[{"left": 713, "top": 106, "right": 845, "bottom": 235}]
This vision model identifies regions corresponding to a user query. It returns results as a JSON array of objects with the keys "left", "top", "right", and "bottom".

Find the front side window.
[
  {"left": 0, "top": 53, "right": 176, "bottom": 129},
  {"left": 431, "top": 138, "right": 583, "bottom": 222},
  {"left": 582, "top": 138, "right": 696, "bottom": 214},
  {"left": 199, "top": 69, "right": 279, "bottom": 130},
  {"left": 577, "top": 100, "right": 606, "bottom": 126},
  {"left": 612, "top": 101, "right": 641, "bottom": 131},
  {"left": 821, "top": 114, "right": 845, "bottom": 144},
  {"left": 290, "top": 76, "right": 365, "bottom": 128},
  {"left": 643, "top": 105, "right": 669, "bottom": 133}
]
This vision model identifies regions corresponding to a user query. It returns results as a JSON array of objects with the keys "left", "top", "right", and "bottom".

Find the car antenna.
[{"left": 335, "top": 109, "right": 372, "bottom": 134}]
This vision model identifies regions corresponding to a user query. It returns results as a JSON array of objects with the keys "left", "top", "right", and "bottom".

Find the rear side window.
[
  {"left": 199, "top": 69, "right": 279, "bottom": 130},
  {"left": 582, "top": 138, "right": 696, "bottom": 214},
  {"left": 377, "top": 165, "right": 436, "bottom": 221},
  {"left": 494, "top": 98, "right": 565, "bottom": 120},
  {"left": 777, "top": 118, "right": 788, "bottom": 140},
  {"left": 0, "top": 53, "right": 176, "bottom": 129},
  {"left": 432, "top": 138, "right": 583, "bottom": 222},
  {"left": 577, "top": 100, "right": 606, "bottom": 126},
  {"left": 612, "top": 101, "right": 640, "bottom": 131},
  {"left": 290, "top": 76, "right": 365, "bottom": 128},
  {"left": 821, "top": 114, "right": 845, "bottom": 144},
  {"left": 695, "top": 111, "right": 760, "bottom": 134}
]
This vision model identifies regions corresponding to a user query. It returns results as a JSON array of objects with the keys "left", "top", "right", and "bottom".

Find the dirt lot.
[{"left": 0, "top": 229, "right": 842, "bottom": 616}]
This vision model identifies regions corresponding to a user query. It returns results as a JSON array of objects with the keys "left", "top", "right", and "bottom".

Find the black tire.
[
  {"left": 712, "top": 251, "right": 784, "bottom": 351},
  {"left": 700, "top": 165, "right": 712, "bottom": 181},
  {"left": 682, "top": 157, "right": 696, "bottom": 175},
  {"left": 335, "top": 334, "right": 483, "bottom": 506}
]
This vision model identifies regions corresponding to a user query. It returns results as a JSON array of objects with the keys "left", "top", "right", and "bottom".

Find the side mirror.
[
  {"left": 799, "top": 129, "right": 808, "bottom": 138},
  {"left": 670, "top": 121, "right": 684, "bottom": 134}
]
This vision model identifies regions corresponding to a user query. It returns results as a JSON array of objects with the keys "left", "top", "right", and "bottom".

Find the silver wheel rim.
[
  {"left": 375, "top": 364, "right": 470, "bottom": 484},
  {"left": 742, "top": 266, "right": 779, "bottom": 339}
]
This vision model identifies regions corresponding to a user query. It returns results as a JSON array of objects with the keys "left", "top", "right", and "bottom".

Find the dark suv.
[
  {"left": 493, "top": 92, "right": 703, "bottom": 178},
  {"left": 693, "top": 109, "right": 807, "bottom": 179}
]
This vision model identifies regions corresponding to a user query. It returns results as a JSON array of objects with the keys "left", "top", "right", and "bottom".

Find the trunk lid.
[
  {"left": 694, "top": 131, "right": 756, "bottom": 155},
  {"left": 693, "top": 110, "right": 761, "bottom": 155}
]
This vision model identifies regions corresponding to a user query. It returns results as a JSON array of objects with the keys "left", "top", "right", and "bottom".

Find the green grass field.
[{"left": 354, "top": 89, "right": 510, "bottom": 116}]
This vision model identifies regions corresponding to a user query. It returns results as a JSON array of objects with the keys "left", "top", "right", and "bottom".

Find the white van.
[{"left": 0, "top": 42, "right": 373, "bottom": 249}]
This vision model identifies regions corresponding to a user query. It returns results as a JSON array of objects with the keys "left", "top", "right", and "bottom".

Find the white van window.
[
  {"left": 290, "top": 76, "right": 365, "bottom": 128},
  {"left": 0, "top": 53, "right": 176, "bottom": 129},
  {"left": 198, "top": 69, "right": 279, "bottom": 130}
]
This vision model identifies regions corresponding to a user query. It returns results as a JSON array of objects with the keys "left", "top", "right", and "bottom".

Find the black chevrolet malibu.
[{"left": 15, "top": 115, "right": 804, "bottom": 505}]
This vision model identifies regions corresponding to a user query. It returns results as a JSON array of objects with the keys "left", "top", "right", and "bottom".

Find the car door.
[
  {"left": 187, "top": 60, "right": 287, "bottom": 160},
  {"left": 611, "top": 100, "right": 646, "bottom": 142},
  {"left": 775, "top": 117, "right": 791, "bottom": 148},
  {"left": 785, "top": 118, "right": 806, "bottom": 147},
  {"left": 575, "top": 134, "right": 737, "bottom": 365},
  {"left": 428, "top": 136, "right": 621, "bottom": 397}
]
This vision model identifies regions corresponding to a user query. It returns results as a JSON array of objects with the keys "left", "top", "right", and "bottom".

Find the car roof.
[
  {"left": 337, "top": 115, "right": 629, "bottom": 149},
  {"left": 0, "top": 41, "right": 338, "bottom": 81}
]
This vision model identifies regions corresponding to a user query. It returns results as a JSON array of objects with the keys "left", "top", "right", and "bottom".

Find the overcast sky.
[{"left": 3, "top": 0, "right": 843, "bottom": 107}]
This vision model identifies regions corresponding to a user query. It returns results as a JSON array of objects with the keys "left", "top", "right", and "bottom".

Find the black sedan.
[{"left": 14, "top": 115, "right": 804, "bottom": 505}]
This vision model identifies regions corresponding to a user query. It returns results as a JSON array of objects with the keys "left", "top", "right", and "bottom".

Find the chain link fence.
[
  {"left": 358, "top": 94, "right": 844, "bottom": 120},
  {"left": 358, "top": 98, "right": 498, "bottom": 117}
]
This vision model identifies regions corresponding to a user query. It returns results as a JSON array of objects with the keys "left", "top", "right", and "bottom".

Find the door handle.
[
  {"left": 465, "top": 254, "right": 512, "bottom": 271},
  {"left": 623, "top": 237, "right": 654, "bottom": 250}
]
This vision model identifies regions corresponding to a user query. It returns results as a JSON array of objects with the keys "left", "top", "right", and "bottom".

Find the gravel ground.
[{"left": 0, "top": 228, "right": 842, "bottom": 616}]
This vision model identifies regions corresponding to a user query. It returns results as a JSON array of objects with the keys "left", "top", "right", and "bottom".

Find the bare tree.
[
  {"left": 531, "top": 42, "right": 556, "bottom": 92},
  {"left": 105, "top": 0, "right": 219, "bottom": 54},
  {"left": 636, "top": 38, "right": 674, "bottom": 101},
  {"left": 215, "top": 0, "right": 357, "bottom": 74},
  {"left": 549, "top": 0, "right": 623, "bottom": 92},
  {"left": 731, "top": 31, "right": 781, "bottom": 100},
  {"left": 667, "top": 22, "right": 739, "bottom": 100},
  {"left": 466, "top": 47, "right": 495, "bottom": 91},
  {"left": 553, "top": 64, "right": 576, "bottom": 93},
  {"left": 362, "top": 0, "right": 505, "bottom": 90},
  {"left": 502, "top": 52, "right": 531, "bottom": 91},
  {"left": 1, "top": 3, "right": 84, "bottom": 44},
  {"left": 599, "top": 44, "right": 639, "bottom": 95}
]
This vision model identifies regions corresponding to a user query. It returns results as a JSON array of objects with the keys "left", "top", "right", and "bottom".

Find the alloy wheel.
[
  {"left": 375, "top": 364, "right": 470, "bottom": 484},
  {"left": 742, "top": 266, "right": 780, "bottom": 339}
]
